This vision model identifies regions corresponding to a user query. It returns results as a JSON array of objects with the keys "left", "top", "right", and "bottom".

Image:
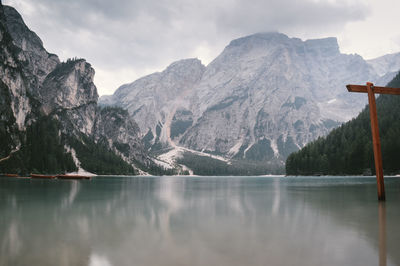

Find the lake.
[{"left": 1, "top": 176, "right": 400, "bottom": 266}]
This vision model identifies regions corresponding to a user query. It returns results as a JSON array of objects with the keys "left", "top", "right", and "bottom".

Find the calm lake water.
[{"left": 1, "top": 176, "right": 400, "bottom": 266}]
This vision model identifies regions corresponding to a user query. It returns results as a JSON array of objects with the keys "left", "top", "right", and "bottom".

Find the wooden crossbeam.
[{"left": 347, "top": 84, "right": 400, "bottom": 95}]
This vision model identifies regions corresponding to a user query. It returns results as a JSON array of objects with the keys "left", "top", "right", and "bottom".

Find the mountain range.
[
  {"left": 0, "top": 4, "right": 167, "bottom": 175},
  {"left": 100, "top": 32, "right": 400, "bottom": 171},
  {"left": 1, "top": 2, "right": 399, "bottom": 175}
]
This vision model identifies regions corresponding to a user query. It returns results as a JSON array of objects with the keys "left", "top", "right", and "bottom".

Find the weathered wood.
[
  {"left": 346, "top": 84, "right": 400, "bottom": 95},
  {"left": 365, "top": 82, "right": 385, "bottom": 201}
]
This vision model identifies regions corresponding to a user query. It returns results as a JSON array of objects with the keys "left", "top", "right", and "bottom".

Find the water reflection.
[
  {"left": 0, "top": 176, "right": 399, "bottom": 266},
  {"left": 61, "top": 180, "right": 80, "bottom": 208},
  {"left": 2, "top": 221, "right": 21, "bottom": 257},
  {"left": 272, "top": 177, "right": 280, "bottom": 215},
  {"left": 89, "top": 253, "right": 111, "bottom": 266},
  {"left": 156, "top": 177, "right": 184, "bottom": 239},
  {"left": 379, "top": 202, "right": 386, "bottom": 266}
]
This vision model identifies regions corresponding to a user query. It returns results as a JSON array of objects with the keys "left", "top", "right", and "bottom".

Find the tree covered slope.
[{"left": 286, "top": 71, "right": 400, "bottom": 175}]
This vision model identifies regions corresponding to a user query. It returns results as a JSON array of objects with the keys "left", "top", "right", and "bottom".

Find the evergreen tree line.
[
  {"left": 67, "top": 135, "right": 137, "bottom": 175},
  {"left": 286, "top": 71, "right": 400, "bottom": 175},
  {"left": 0, "top": 113, "right": 180, "bottom": 176},
  {"left": 0, "top": 116, "right": 77, "bottom": 174},
  {"left": 177, "top": 152, "right": 285, "bottom": 176},
  {"left": 0, "top": 115, "right": 139, "bottom": 175}
]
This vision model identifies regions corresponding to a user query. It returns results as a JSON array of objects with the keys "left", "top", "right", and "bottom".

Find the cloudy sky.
[{"left": 3, "top": 0, "right": 400, "bottom": 96}]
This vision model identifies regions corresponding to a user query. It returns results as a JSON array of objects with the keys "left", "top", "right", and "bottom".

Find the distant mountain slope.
[
  {"left": 100, "top": 58, "right": 206, "bottom": 152},
  {"left": 101, "top": 32, "right": 398, "bottom": 170},
  {"left": 286, "top": 71, "right": 400, "bottom": 175},
  {"left": 0, "top": 4, "right": 165, "bottom": 175},
  {"left": 367, "top": 52, "right": 400, "bottom": 76}
]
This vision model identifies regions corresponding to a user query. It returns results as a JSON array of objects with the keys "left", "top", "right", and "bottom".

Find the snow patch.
[
  {"left": 180, "top": 146, "right": 229, "bottom": 162},
  {"left": 156, "top": 145, "right": 229, "bottom": 174},
  {"left": 157, "top": 148, "right": 184, "bottom": 167},
  {"left": 243, "top": 141, "right": 255, "bottom": 159},
  {"left": 327, "top": 98, "right": 336, "bottom": 104},
  {"left": 65, "top": 169, "right": 97, "bottom": 177},
  {"left": 155, "top": 149, "right": 195, "bottom": 175},
  {"left": 179, "top": 164, "right": 194, "bottom": 175},
  {"left": 0, "top": 146, "right": 20, "bottom": 163},
  {"left": 134, "top": 167, "right": 150, "bottom": 176},
  {"left": 228, "top": 139, "right": 243, "bottom": 156},
  {"left": 64, "top": 145, "right": 96, "bottom": 176},
  {"left": 152, "top": 157, "right": 175, "bottom": 170},
  {"left": 270, "top": 138, "right": 279, "bottom": 157}
]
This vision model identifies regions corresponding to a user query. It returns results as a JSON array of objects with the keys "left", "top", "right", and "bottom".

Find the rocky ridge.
[
  {"left": 0, "top": 4, "right": 153, "bottom": 174},
  {"left": 102, "top": 58, "right": 206, "bottom": 150},
  {"left": 101, "top": 32, "right": 399, "bottom": 169}
]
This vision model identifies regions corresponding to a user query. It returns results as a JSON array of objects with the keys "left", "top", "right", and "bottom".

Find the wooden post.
[
  {"left": 347, "top": 82, "right": 400, "bottom": 201},
  {"left": 366, "top": 82, "right": 385, "bottom": 201}
]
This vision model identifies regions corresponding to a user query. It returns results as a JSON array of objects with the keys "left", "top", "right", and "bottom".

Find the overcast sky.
[{"left": 3, "top": 0, "right": 400, "bottom": 96}]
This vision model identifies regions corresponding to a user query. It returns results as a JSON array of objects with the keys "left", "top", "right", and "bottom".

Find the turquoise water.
[{"left": 1, "top": 176, "right": 400, "bottom": 266}]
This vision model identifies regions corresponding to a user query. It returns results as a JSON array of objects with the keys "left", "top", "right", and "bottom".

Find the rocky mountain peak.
[
  {"left": 3, "top": 6, "right": 44, "bottom": 52},
  {"left": 159, "top": 58, "right": 205, "bottom": 89},
  {"left": 3, "top": 5, "right": 59, "bottom": 87},
  {"left": 367, "top": 52, "right": 400, "bottom": 76},
  {"left": 165, "top": 58, "right": 204, "bottom": 72},
  {"left": 217, "top": 32, "right": 294, "bottom": 63},
  {"left": 41, "top": 58, "right": 98, "bottom": 114},
  {"left": 227, "top": 32, "right": 290, "bottom": 48},
  {"left": 110, "top": 58, "right": 205, "bottom": 101},
  {"left": 216, "top": 33, "right": 340, "bottom": 66},
  {"left": 304, "top": 37, "right": 339, "bottom": 56},
  {"left": 103, "top": 30, "right": 399, "bottom": 170},
  {"left": 0, "top": 2, "right": 167, "bottom": 175},
  {"left": 99, "top": 58, "right": 206, "bottom": 144}
]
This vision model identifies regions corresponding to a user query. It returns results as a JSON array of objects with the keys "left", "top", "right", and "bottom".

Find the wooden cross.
[{"left": 347, "top": 82, "right": 400, "bottom": 201}]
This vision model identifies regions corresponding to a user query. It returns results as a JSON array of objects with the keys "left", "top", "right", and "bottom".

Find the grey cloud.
[
  {"left": 3, "top": 0, "right": 369, "bottom": 94},
  {"left": 214, "top": 0, "right": 368, "bottom": 35}
]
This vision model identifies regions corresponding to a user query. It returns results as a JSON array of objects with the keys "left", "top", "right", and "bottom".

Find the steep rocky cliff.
[
  {"left": 0, "top": 4, "right": 152, "bottom": 174},
  {"left": 0, "top": 4, "right": 29, "bottom": 158},
  {"left": 94, "top": 106, "right": 150, "bottom": 166},
  {"left": 180, "top": 33, "right": 379, "bottom": 162},
  {"left": 102, "top": 58, "right": 206, "bottom": 150},
  {"left": 367, "top": 52, "right": 400, "bottom": 77},
  {"left": 101, "top": 32, "right": 398, "bottom": 169},
  {"left": 41, "top": 59, "right": 98, "bottom": 136}
]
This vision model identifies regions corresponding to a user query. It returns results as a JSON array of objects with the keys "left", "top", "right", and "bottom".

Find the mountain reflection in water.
[{"left": 0, "top": 176, "right": 399, "bottom": 266}]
